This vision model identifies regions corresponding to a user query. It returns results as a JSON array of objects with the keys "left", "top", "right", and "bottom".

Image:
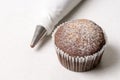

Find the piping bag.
[{"left": 30, "top": 0, "right": 82, "bottom": 48}]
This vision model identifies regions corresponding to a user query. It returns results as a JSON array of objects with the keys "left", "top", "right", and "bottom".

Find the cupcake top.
[{"left": 54, "top": 19, "right": 106, "bottom": 57}]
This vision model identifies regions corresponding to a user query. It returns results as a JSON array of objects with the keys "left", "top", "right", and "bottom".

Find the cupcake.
[{"left": 53, "top": 19, "right": 106, "bottom": 72}]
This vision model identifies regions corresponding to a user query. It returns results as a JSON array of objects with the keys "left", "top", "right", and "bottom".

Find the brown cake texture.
[
  {"left": 54, "top": 19, "right": 106, "bottom": 72},
  {"left": 55, "top": 19, "right": 105, "bottom": 57}
]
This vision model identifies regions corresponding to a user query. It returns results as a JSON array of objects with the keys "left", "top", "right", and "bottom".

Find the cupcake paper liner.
[{"left": 55, "top": 45, "right": 105, "bottom": 72}]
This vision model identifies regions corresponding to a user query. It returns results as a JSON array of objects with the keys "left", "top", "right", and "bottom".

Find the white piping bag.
[{"left": 30, "top": 0, "right": 82, "bottom": 48}]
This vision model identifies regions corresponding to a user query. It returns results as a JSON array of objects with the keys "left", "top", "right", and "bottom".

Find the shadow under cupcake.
[{"left": 53, "top": 19, "right": 106, "bottom": 72}]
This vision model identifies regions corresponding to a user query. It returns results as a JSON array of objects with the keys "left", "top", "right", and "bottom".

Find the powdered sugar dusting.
[{"left": 55, "top": 19, "right": 106, "bottom": 57}]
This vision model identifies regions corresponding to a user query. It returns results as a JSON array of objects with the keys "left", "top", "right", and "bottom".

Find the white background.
[{"left": 0, "top": 0, "right": 120, "bottom": 80}]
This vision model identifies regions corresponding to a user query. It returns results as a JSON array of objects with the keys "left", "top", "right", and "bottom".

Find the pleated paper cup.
[{"left": 54, "top": 44, "right": 105, "bottom": 72}]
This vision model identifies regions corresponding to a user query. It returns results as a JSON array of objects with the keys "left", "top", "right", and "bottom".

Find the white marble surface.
[{"left": 0, "top": 0, "right": 120, "bottom": 80}]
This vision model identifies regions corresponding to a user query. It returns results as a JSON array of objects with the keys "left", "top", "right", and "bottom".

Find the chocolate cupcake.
[{"left": 53, "top": 19, "right": 106, "bottom": 72}]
